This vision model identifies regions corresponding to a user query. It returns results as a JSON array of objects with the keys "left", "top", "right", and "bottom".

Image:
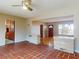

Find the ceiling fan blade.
[
  {"left": 27, "top": 7, "right": 33, "bottom": 11},
  {"left": 24, "top": 4, "right": 33, "bottom": 11},
  {"left": 11, "top": 5, "right": 22, "bottom": 7}
]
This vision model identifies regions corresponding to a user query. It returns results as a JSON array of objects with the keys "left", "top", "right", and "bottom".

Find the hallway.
[{"left": 40, "top": 37, "right": 54, "bottom": 46}]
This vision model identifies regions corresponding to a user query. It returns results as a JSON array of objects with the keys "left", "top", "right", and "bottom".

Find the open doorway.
[
  {"left": 40, "top": 24, "right": 54, "bottom": 46},
  {"left": 5, "top": 18, "right": 15, "bottom": 44}
]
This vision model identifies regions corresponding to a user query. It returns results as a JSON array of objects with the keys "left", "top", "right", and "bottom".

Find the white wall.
[
  {"left": 15, "top": 17, "right": 27, "bottom": 42},
  {"left": 31, "top": 25, "right": 40, "bottom": 35},
  {"left": 0, "top": 13, "right": 27, "bottom": 46},
  {"left": 74, "top": 11, "right": 79, "bottom": 52},
  {"left": 26, "top": 19, "right": 32, "bottom": 36},
  {"left": 0, "top": 14, "right": 6, "bottom": 46},
  {"left": 31, "top": 21, "right": 42, "bottom": 36}
]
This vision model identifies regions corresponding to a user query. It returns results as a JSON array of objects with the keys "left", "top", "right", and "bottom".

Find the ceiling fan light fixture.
[
  {"left": 25, "top": 2, "right": 29, "bottom": 5},
  {"left": 23, "top": 4, "right": 28, "bottom": 10}
]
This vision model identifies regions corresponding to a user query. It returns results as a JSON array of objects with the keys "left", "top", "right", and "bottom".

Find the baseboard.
[
  {"left": 6, "top": 39, "right": 14, "bottom": 44},
  {"left": 75, "top": 50, "right": 79, "bottom": 53},
  {"left": 15, "top": 40, "right": 26, "bottom": 43},
  {"left": 0, "top": 44, "right": 5, "bottom": 47}
]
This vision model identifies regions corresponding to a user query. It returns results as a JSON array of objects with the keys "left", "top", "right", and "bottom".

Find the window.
[{"left": 58, "top": 24, "right": 74, "bottom": 35}]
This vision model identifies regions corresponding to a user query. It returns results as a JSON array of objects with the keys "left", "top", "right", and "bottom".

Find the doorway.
[
  {"left": 5, "top": 18, "right": 15, "bottom": 44},
  {"left": 40, "top": 24, "right": 54, "bottom": 46},
  {"left": 48, "top": 25, "right": 53, "bottom": 37},
  {"left": 40, "top": 24, "right": 43, "bottom": 45}
]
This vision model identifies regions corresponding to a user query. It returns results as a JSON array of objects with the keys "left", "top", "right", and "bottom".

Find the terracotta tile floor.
[{"left": 0, "top": 41, "right": 79, "bottom": 59}]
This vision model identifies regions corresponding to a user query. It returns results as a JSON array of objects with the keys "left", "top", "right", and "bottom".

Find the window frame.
[{"left": 58, "top": 23, "right": 74, "bottom": 37}]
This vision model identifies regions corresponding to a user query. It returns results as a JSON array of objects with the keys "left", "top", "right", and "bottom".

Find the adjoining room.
[{"left": 5, "top": 18, "right": 15, "bottom": 44}]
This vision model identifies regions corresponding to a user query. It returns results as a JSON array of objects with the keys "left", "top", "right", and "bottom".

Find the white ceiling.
[{"left": 0, "top": 0, "right": 79, "bottom": 19}]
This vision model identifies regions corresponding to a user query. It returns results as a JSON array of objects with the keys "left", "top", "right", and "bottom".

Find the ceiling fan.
[{"left": 11, "top": 0, "right": 33, "bottom": 11}]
